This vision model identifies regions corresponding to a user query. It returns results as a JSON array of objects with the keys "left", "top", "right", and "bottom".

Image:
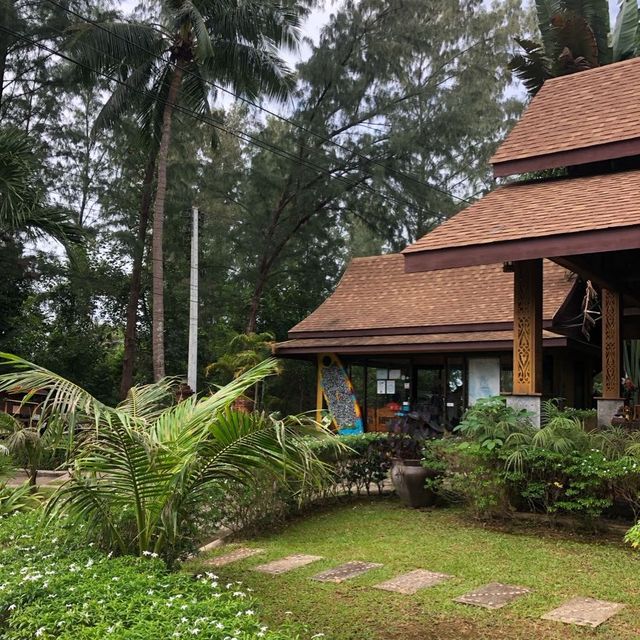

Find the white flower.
[
  {"left": 35, "top": 628, "right": 46, "bottom": 637},
  {"left": 244, "top": 610, "right": 254, "bottom": 616},
  {"left": 311, "top": 634, "right": 325, "bottom": 638},
  {"left": 8, "top": 604, "right": 16, "bottom": 610},
  {"left": 107, "top": 626, "right": 115, "bottom": 634}
]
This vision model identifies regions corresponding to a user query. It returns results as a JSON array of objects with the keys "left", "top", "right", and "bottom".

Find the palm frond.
[
  {"left": 0, "top": 353, "right": 104, "bottom": 425},
  {"left": 65, "top": 21, "right": 167, "bottom": 75},
  {"left": 509, "top": 38, "right": 553, "bottom": 96},
  {"left": 117, "top": 378, "right": 178, "bottom": 422}
]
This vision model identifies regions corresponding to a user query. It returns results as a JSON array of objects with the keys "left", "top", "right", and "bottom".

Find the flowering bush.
[{"left": 0, "top": 512, "right": 298, "bottom": 640}]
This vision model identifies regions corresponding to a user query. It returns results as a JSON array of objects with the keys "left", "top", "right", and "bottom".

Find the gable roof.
[
  {"left": 287, "top": 254, "right": 573, "bottom": 338},
  {"left": 491, "top": 58, "right": 640, "bottom": 176},
  {"left": 402, "top": 169, "right": 640, "bottom": 272}
]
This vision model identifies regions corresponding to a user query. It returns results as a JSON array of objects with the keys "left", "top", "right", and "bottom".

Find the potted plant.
[{"left": 388, "top": 422, "right": 443, "bottom": 508}]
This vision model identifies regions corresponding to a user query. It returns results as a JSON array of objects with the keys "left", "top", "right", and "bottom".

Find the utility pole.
[{"left": 187, "top": 206, "right": 199, "bottom": 392}]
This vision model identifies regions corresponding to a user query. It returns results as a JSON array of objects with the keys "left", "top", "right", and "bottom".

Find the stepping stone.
[
  {"left": 312, "top": 561, "right": 383, "bottom": 583},
  {"left": 541, "top": 597, "right": 625, "bottom": 628},
  {"left": 374, "top": 569, "right": 453, "bottom": 595},
  {"left": 205, "top": 547, "right": 264, "bottom": 567},
  {"left": 254, "top": 554, "right": 323, "bottom": 575},
  {"left": 454, "top": 582, "right": 531, "bottom": 609}
]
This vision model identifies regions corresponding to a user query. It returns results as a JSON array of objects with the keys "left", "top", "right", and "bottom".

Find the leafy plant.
[
  {"left": 0, "top": 353, "right": 338, "bottom": 563},
  {"left": 0, "top": 412, "right": 65, "bottom": 487},
  {"left": 454, "top": 396, "right": 534, "bottom": 452},
  {"left": 0, "top": 482, "right": 41, "bottom": 516},
  {"left": 0, "top": 512, "right": 297, "bottom": 640}
]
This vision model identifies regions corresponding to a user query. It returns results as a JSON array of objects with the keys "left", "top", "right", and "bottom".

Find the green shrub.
[
  {"left": 0, "top": 512, "right": 297, "bottom": 640},
  {"left": 427, "top": 400, "right": 640, "bottom": 526},
  {"left": 454, "top": 396, "right": 534, "bottom": 450}
]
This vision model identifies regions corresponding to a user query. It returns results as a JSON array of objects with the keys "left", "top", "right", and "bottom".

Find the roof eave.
[
  {"left": 492, "top": 137, "right": 640, "bottom": 178},
  {"left": 403, "top": 226, "right": 640, "bottom": 273}
]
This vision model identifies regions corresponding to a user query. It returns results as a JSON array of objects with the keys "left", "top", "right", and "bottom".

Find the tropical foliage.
[
  {"left": 0, "top": 353, "right": 337, "bottom": 562},
  {"left": 0, "top": 0, "right": 527, "bottom": 412},
  {"left": 65, "top": 0, "right": 306, "bottom": 383},
  {"left": 0, "top": 128, "right": 82, "bottom": 248},
  {"left": 510, "top": 0, "right": 640, "bottom": 95},
  {"left": 431, "top": 398, "right": 640, "bottom": 537}
]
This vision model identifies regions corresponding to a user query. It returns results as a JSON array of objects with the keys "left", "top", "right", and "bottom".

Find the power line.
[
  {"left": 42, "top": 0, "right": 475, "bottom": 206},
  {"left": 2, "top": 23, "right": 449, "bottom": 221}
]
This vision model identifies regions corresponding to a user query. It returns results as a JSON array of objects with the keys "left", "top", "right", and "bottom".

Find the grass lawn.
[{"left": 186, "top": 497, "right": 640, "bottom": 640}]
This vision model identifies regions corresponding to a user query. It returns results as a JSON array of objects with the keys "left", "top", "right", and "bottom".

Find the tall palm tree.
[
  {"left": 66, "top": 1, "right": 305, "bottom": 382},
  {"left": 510, "top": 0, "right": 639, "bottom": 95},
  {"left": 0, "top": 127, "right": 82, "bottom": 248}
]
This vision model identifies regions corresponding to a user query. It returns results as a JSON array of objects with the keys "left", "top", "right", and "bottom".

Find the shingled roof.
[
  {"left": 491, "top": 58, "right": 640, "bottom": 176},
  {"left": 285, "top": 255, "right": 572, "bottom": 336},
  {"left": 403, "top": 169, "right": 640, "bottom": 272}
]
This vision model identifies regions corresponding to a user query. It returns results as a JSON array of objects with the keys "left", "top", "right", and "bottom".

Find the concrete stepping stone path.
[
  {"left": 205, "top": 547, "right": 264, "bottom": 567},
  {"left": 454, "top": 582, "right": 531, "bottom": 609},
  {"left": 541, "top": 597, "right": 625, "bottom": 628},
  {"left": 374, "top": 569, "right": 453, "bottom": 595},
  {"left": 254, "top": 554, "right": 323, "bottom": 575},
  {"left": 312, "top": 561, "right": 383, "bottom": 583}
]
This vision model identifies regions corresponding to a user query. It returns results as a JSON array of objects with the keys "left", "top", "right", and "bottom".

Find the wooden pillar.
[
  {"left": 315, "top": 355, "right": 323, "bottom": 423},
  {"left": 512, "top": 259, "right": 543, "bottom": 395},
  {"left": 601, "top": 288, "right": 622, "bottom": 399}
]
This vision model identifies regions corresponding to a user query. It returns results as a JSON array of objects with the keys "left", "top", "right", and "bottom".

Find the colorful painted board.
[{"left": 318, "top": 353, "right": 364, "bottom": 435}]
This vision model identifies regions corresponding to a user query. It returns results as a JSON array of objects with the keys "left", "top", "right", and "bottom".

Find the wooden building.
[
  {"left": 275, "top": 255, "right": 598, "bottom": 432},
  {"left": 402, "top": 58, "right": 640, "bottom": 426},
  {"left": 276, "top": 58, "right": 640, "bottom": 430}
]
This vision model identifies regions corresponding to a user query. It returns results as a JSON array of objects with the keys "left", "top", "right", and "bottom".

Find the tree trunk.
[
  {"left": 246, "top": 270, "right": 268, "bottom": 334},
  {"left": 120, "top": 149, "right": 157, "bottom": 399},
  {"left": 151, "top": 63, "right": 184, "bottom": 381}
]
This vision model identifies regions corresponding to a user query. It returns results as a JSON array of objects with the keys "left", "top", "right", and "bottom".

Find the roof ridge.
[{"left": 544, "top": 57, "right": 640, "bottom": 84}]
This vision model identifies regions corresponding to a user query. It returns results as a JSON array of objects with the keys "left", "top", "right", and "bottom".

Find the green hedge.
[
  {"left": 203, "top": 433, "right": 393, "bottom": 536},
  {"left": 0, "top": 512, "right": 297, "bottom": 640}
]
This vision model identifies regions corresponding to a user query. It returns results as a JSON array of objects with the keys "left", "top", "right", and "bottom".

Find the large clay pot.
[{"left": 390, "top": 458, "right": 437, "bottom": 508}]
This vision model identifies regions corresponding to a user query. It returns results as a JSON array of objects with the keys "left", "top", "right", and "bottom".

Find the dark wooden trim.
[
  {"left": 275, "top": 337, "right": 568, "bottom": 356},
  {"left": 403, "top": 226, "right": 640, "bottom": 273},
  {"left": 288, "top": 320, "right": 559, "bottom": 340},
  {"left": 492, "top": 137, "right": 640, "bottom": 177}
]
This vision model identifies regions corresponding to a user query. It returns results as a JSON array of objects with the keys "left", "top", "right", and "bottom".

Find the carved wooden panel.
[
  {"left": 513, "top": 260, "right": 542, "bottom": 395},
  {"left": 602, "top": 289, "right": 621, "bottom": 399}
]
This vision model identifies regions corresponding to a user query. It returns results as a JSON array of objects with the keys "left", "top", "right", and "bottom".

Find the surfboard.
[{"left": 317, "top": 353, "right": 364, "bottom": 435}]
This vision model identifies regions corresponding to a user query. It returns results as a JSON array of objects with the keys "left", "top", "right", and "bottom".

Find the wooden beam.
[
  {"left": 602, "top": 289, "right": 622, "bottom": 399},
  {"left": 513, "top": 259, "right": 543, "bottom": 395},
  {"left": 492, "top": 136, "right": 640, "bottom": 178},
  {"left": 315, "top": 355, "right": 323, "bottom": 423},
  {"left": 403, "top": 227, "right": 640, "bottom": 273}
]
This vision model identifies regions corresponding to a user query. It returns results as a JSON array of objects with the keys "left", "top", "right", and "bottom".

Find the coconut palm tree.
[
  {"left": 0, "top": 353, "right": 337, "bottom": 562},
  {"left": 0, "top": 127, "right": 82, "bottom": 248},
  {"left": 66, "top": 1, "right": 305, "bottom": 382},
  {"left": 510, "top": 0, "right": 639, "bottom": 95}
]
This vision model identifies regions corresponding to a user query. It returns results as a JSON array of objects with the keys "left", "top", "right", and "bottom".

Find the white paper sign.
[
  {"left": 377, "top": 380, "right": 387, "bottom": 394},
  {"left": 388, "top": 369, "right": 401, "bottom": 380},
  {"left": 385, "top": 380, "right": 396, "bottom": 394},
  {"left": 376, "top": 368, "right": 388, "bottom": 380},
  {"left": 468, "top": 357, "right": 500, "bottom": 405}
]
